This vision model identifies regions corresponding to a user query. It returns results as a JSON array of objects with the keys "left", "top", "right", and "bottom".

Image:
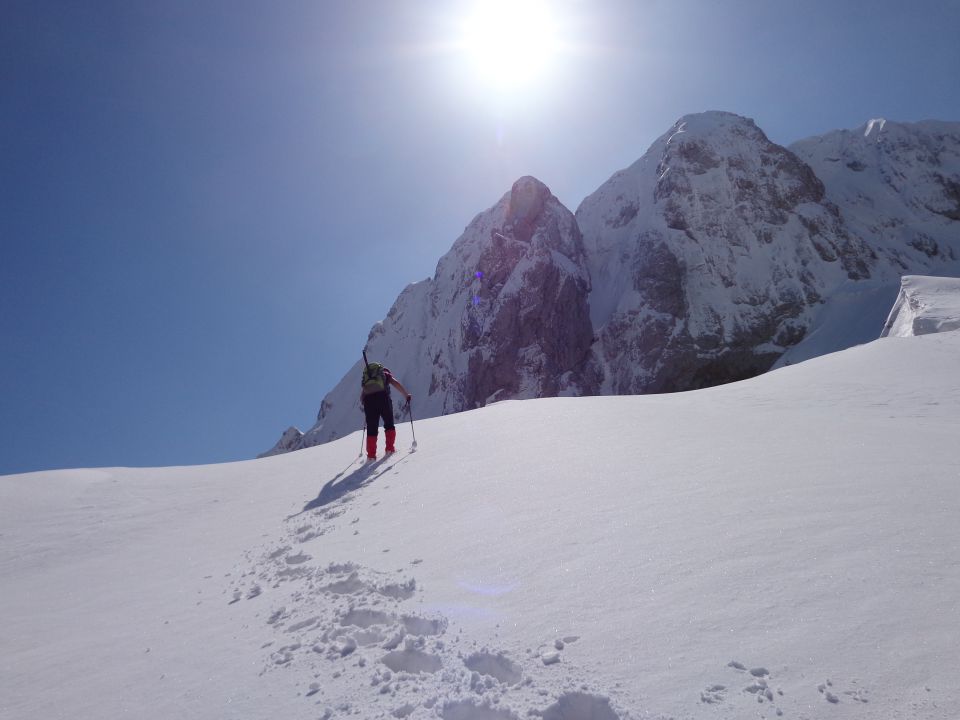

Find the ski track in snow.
[{"left": 226, "top": 454, "right": 638, "bottom": 720}]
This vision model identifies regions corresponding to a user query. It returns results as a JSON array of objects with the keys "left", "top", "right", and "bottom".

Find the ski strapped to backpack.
[{"left": 361, "top": 350, "right": 387, "bottom": 397}]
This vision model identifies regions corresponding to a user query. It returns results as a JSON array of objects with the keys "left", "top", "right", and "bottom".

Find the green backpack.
[{"left": 361, "top": 362, "right": 386, "bottom": 396}]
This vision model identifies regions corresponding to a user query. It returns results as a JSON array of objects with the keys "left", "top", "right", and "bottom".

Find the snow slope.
[
  {"left": 4, "top": 330, "right": 960, "bottom": 720},
  {"left": 881, "top": 275, "right": 960, "bottom": 337}
]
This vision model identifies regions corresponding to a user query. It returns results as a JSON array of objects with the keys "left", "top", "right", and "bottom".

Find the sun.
[{"left": 460, "top": 0, "right": 560, "bottom": 91}]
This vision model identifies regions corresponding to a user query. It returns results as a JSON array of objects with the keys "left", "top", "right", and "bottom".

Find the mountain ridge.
[{"left": 262, "top": 111, "right": 960, "bottom": 457}]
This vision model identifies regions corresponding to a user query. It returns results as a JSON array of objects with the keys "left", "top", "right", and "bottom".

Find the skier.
[{"left": 360, "top": 360, "right": 411, "bottom": 462}]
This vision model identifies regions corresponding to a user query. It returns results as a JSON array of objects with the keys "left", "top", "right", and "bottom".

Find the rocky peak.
[
  {"left": 270, "top": 176, "right": 598, "bottom": 454},
  {"left": 256, "top": 426, "right": 304, "bottom": 459},
  {"left": 577, "top": 110, "right": 877, "bottom": 395},
  {"left": 505, "top": 176, "right": 550, "bottom": 243},
  {"left": 653, "top": 111, "right": 830, "bottom": 239}
]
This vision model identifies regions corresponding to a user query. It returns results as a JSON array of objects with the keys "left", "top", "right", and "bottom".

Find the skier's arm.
[{"left": 390, "top": 377, "right": 411, "bottom": 401}]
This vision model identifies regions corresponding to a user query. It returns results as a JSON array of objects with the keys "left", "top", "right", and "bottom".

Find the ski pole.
[
  {"left": 406, "top": 398, "right": 417, "bottom": 449},
  {"left": 359, "top": 348, "right": 369, "bottom": 457}
]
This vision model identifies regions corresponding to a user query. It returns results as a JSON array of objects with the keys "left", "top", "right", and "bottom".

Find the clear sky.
[{"left": 2, "top": 0, "right": 959, "bottom": 476}]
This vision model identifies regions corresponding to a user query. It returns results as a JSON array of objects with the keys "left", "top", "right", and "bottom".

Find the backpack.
[{"left": 361, "top": 362, "right": 387, "bottom": 396}]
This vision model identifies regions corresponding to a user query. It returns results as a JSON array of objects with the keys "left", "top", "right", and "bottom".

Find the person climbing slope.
[{"left": 360, "top": 356, "right": 411, "bottom": 462}]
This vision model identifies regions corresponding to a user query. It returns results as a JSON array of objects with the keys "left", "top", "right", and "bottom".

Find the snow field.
[{"left": 2, "top": 331, "right": 960, "bottom": 719}]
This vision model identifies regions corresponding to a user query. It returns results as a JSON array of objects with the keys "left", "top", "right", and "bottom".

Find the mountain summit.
[
  {"left": 262, "top": 176, "right": 598, "bottom": 455},
  {"left": 262, "top": 112, "right": 960, "bottom": 457},
  {"left": 577, "top": 110, "right": 875, "bottom": 395}
]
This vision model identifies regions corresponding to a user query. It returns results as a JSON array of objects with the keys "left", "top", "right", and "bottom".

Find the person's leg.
[
  {"left": 364, "top": 398, "right": 380, "bottom": 459},
  {"left": 383, "top": 397, "right": 397, "bottom": 453}
]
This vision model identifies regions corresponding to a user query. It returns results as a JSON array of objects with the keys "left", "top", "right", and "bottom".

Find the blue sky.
[{"left": 2, "top": 0, "right": 959, "bottom": 475}]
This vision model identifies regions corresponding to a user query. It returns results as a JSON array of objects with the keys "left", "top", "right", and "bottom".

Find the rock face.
[
  {"left": 261, "top": 112, "right": 960, "bottom": 456},
  {"left": 282, "top": 176, "right": 599, "bottom": 451},
  {"left": 576, "top": 111, "right": 875, "bottom": 395}
]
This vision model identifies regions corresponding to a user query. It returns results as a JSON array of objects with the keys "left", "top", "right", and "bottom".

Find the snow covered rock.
[
  {"left": 257, "top": 426, "right": 305, "bottom": 458},
  {"left": 576, "top": 111, "right": 875, "bottom": 394},
  {"left": 791, "top": 119, "right": 960, "bottom": 274},
  {"left": 269, "top": 176, "right": 599, "bottom": 452},
  {"left": 774, "top": 119, "right": 960, "bottom": 364},
  {"left": 881, "top": 275, "right": 960, "bottom": 337}
]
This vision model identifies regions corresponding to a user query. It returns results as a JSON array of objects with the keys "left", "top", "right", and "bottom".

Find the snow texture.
[{"left": 4, "top": 323, "right": 960, "bottom": 719}]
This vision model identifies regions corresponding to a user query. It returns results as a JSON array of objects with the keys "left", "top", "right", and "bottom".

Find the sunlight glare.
[{"left": 461, "top": 0, "right": 559, "bottom": 91}]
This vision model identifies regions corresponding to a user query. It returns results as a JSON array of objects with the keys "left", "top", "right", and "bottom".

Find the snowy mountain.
[
  {"left": 791, "top": 118, "right": 960, "bottom": 273},
  {"left": 6, "top": 317, "right": 960, "bottom": 719},
  {"left": 263, "top": 112, "right": 960, "bottom": 456},
  {"left": 576, "top": 111, "right": 874, "bottom": 395},
  {"left": 262, "top": 176, "right": 599, "bottom": 455},
  {"left": 774, "top": 118, "right": 960, "bottom": 365}
]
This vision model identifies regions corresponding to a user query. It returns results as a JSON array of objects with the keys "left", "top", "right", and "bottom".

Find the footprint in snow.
[
  {"left": 717, "top": 660, "right": 785, "bottom": 709},
  {"left": 541, "top": 692, "right": 621, "bottom": 720},
  {"left": 267, "top": 546, "right": 291, "bottom": 561},
  {"left": 728, "top": 661, "right": 770, "bottom": 677},
  {"left": 381, "top": 645, "right": 443, "bottom": 674},
  {"left": 463, "top": 651, "right": 523, "bottom": 685},
  {"left": 700, "top": 684, "right": 726, "bottom": 704},
  {"left": 318, "top": 572, "right": 368, "bottom": 595},
  {"left": 440, "top": 699, "right": 518, "bottom": 720},
  {"left": 818, "top": 678, "right": 869, "bottom": 704},
  {"left": 340, "top": 608, "right": 395, "bottom": 628}
]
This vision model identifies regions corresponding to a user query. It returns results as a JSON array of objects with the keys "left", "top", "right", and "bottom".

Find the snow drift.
[{"left": 881, "top": 275, "right": 960, "bottom": 337}]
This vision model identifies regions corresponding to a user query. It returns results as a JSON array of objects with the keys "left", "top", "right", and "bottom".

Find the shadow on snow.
[{"left": 288, "top": 452, "right": 411, "bottom": 519}]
